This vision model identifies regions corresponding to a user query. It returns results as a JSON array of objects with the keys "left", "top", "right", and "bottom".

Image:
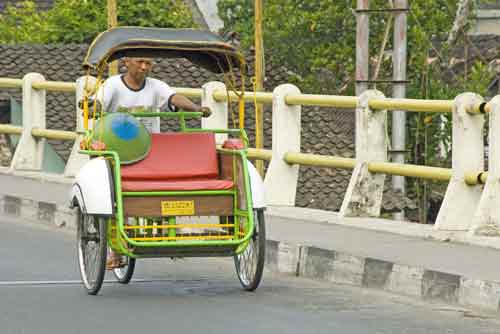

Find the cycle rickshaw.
[{"left": 69, "top": 27, "right": 266, "bottom": 295}]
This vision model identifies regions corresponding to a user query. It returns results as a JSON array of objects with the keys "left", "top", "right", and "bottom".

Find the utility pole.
[
  {"left": 254, "top": 0, "right": 265, "bottom": 176},
  {"left": 355, "top": 0, "right": 369, "bottom": 97},
  {"left": 356, "top": 0, "right": 408, "bottom": 220},
  {"left": 392, "top": 0, "right": 408, "bottom": 220},
  {"left": 108, "top": 0, "right": 118, "bottom": 76}
]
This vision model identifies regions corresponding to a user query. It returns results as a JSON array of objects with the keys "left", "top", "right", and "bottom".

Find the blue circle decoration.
[
  {"left": 110, "top": 114, "right": 139, "bottom": 141},
  {"left": 93, "top": 112, "right": 151, "bottom": 164}
]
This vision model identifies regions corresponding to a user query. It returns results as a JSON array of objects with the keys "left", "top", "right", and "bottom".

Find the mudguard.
[
  {"left": 247, "top": 160, "right": 266, "bottom": 209},
  {"left": 70, "top": 157, "right": 114, "bottom": 216}
]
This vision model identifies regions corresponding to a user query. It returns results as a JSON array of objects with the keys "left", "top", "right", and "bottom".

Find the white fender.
[
  {"left": 246, "top": 161, "right": 266, "bottom": 208},
  {"left": 70, "top": 157, "right": 114, "bottom": 215}
]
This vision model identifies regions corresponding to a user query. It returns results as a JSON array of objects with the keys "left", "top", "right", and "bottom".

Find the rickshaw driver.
[
  {"left": 97, "top": 57, "right": 211, "bottom": 269},
  {"left": 96, "top": 57, "right": 211, "bottom": 134}
]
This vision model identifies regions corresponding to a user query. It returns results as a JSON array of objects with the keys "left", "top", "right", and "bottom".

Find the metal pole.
[
  {"left": 107, "top": 0, "right": 118, "bottom": 76},
  {"left": 355, "top": 0, "right": 370, "bottom": 97},
  {"left": 392, "top": 0, "right": 408, "bottom": 220},
  {"left": 254, "top": 0, "right": 265, "bottom": 176},
  {"left": 355, "top": 0, "right": 370, "bottom": 162}
]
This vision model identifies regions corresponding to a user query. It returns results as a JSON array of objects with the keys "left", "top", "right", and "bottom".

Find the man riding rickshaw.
[{"left": 70, "top": 27, "right": 266, "bottom": 295}]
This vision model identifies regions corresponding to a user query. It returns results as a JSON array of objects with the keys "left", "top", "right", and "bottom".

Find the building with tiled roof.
[
  {"left": 474, "top": 0, "right": 500, "bottom": 35},
  {"left": 0, "top": 43, "right": 419, "bottom": 214}
]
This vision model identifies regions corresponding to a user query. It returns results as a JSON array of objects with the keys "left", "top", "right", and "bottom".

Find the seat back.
[{"left": 121, "top": 132, "right": 218, "bottom": 180}]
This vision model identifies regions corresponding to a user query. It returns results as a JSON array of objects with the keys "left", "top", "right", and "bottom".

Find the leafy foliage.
[
  {"left": 0, "top": 1, "right": 48, "bottom": 43},
  {"left": 0, "top": 0, "right": 195, "bottom": 44},
  {"left": 218, "top": 0, "right": 481, "bottom": 96},
  {"left": 219, "top": 0, "right": 357, "bottom": 94}
]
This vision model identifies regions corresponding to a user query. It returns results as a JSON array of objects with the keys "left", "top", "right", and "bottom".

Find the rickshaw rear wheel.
[
  {"left": 76, "top": 208, "right": 107, "bottom": 295},
  {"left": 113, "top": 257, "right": 136, "bottom": 284},
  {"left": 234, "top": 209, "right": 266, "bottom": 291}
]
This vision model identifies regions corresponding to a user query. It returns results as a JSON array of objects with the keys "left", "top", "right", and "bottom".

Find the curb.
[
  {"left": 265, "top": 240, "right": 500, "bottom": 314},
  {"left": 0, "top": 194, "right": 76, "bottom": 229}
]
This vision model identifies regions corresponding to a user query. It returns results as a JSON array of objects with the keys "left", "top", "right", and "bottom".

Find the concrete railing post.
[
  {"left": 65, "top": 76, "right": 97, "bottom": 177},
  {"left": 201, "top": 81, "right": 228, "bottom": 145},
  {"left": 264, "top": 84, "right": 301, "bottom": 206},
  {"left": 340, "top": 90, "right": 387, "bottom": 217},
  {"left": 435, "top": 93, "right": 485, "bottom": 231},
  {"left": 470, "top": 95, "right": 500, "bottom": 236},
  {"left": 11, "top": 73, "right": 46, "bottom": 171}
]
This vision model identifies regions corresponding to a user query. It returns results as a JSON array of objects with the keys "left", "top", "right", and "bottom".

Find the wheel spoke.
[
  {"left": 77, "top": 212, "right": 106, "bottom": 294},
  {"left": 234, "top": 209, "right": 265, "bottom": 291}
]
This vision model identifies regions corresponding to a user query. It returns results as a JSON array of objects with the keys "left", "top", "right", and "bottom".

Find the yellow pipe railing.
[
  {"left": 284, "top": 151, "right": 452, "bottom": 181},
  {"left": 471, "top": 102, "right": 492, "bottom": 114},
  {"left": 369, "top": 98, "right": 454, "bottom": 113},
  {"left": 31, "top": 128, "right": 78, "bottom": 141},
  {"left": 0, "top": 77, "right": 491, "bottom": 115},
  {"left": 247, "top": 148, "right": 272, "bottom": 161},
  {"left": 211, "top": 88, "right": 459, "bottom": 115},
  {"left": 464, "top": 171, "right": 488, "bottom": 185},
  {"left": 213, "top": 89, "right": 274, "bottom": 104},
  {"left": 285, "top": 152, "right": 356, "bottom": 169},
  {"left": 173, "top": 87, "right": 202, "bottom": 99},
  {"left": 285, "top": 94, "right": 358, "bottom": 108},
  {"left": 0, "top": 124, "right": 23, "bottom": 135},
  {"left": 0, "top": 78, "right": 23, "bottom": 89},
  {"left": 0, "top": 126, "right": 79, "bottom": 140},
  {"left": 32, "top": 81, "right": 76, "bottom": 92},
  {"left": 0, "top": 75, "right": 490, "bottom": 185},
  {"left": 367, "top": 161, "right": 451, "bottom": 182}
]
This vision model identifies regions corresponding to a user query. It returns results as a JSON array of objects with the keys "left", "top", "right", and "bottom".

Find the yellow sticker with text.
[{"left": 161, "top": 200, "right": 195, "bottom": 216}]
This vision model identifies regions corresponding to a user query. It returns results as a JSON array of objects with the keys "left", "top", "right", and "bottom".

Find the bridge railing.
[{"left": 0, "top": 73, "right": 499, "bottom": 238}]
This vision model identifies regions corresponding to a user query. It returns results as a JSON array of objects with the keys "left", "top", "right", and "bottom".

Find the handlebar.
[{"left": 129, "top": 111, "right": 203, "bottom": 118}]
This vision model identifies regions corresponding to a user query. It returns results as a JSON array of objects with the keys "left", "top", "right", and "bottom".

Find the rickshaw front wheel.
[
  {"left": 113, "top": 257, "right": 136, "bottom": 284},
  {"left": 234, "top": 209, "right": 266, "bottom": 291},
  {"left": 76, "top": 208, "right": 107, "bottom": 295}
]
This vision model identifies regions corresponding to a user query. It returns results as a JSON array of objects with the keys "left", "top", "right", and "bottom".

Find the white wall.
[{"left": 194, "top": 0, "right": 224, "bottom": 32}]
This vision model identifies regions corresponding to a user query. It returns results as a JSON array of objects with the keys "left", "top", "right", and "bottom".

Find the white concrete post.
[
  {"left": 11, "top": 73, "right": 46, "bottom": 171},
  {"left": 201, "top": 81, "right": 228, "bottom": 145},
  {"left": 435, "top": 93, "right": 484, "bottom": 231},
  {"left": 340, "top": 90, "right": 387, "bottom": 217},
  {"left": 264, "top": 84, "right": 301, "bottom": 206},
  {"left": 470, "top": 95, "right": 500, "bottom": 236},
  {"left": 65, "top": 76, "right": 97, "bottom": 177}
]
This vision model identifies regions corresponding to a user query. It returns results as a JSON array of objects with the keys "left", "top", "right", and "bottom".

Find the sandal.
[{"left": 106, "top": 257, "right": 127, "bottom": 270}]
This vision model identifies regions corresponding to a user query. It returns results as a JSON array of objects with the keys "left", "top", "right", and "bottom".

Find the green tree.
[
  {"left": 219, "top": 0, "right": 358, "bottom": 94},
  {"left": 0, "top": 1, "right": 48, "bottom": 43},
  {"left": 0, "top": 0, "right": 196, "bottom": 44},
  {"left": 218, "top": 0, "right": 490, "bottom": 97}
]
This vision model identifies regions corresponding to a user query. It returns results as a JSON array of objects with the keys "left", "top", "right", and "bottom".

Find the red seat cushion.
[
  {"left": 122, "top": 179, "right": 234, "bottom": 192},
  {"left": 120, "top": 132, "right": 232, "bottom": 192},
  {"left": 121, "top": 133, "right": 218, "bottom": 180}
]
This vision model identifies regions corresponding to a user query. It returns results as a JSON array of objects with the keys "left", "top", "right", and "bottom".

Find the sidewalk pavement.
[{"left": 264, "top": 206, "right": 500, "bottom": 314}]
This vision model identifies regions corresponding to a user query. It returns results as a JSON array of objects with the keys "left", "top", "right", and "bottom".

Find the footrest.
[{"left": 132, "top": 245, "right": 237, "bottom": 258}]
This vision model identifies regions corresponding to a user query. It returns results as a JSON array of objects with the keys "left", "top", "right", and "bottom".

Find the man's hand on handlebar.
[
  {"left": 200, "top": 106, "right": 212, "bottom": 118},
  {"left": 78, "top": 98, "right": 102, "bottom": 117}
]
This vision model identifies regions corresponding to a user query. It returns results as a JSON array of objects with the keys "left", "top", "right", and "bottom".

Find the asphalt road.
[{"left": 1, "top": 219, "right": 499, "bottom": 334}]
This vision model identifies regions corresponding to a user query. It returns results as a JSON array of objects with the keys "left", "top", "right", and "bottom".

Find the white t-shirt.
[{"left": 96, "top": 75, "right": 176, "bottom": 133}]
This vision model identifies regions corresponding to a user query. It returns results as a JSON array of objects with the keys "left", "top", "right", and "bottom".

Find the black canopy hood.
[{"left": 83, "top": 27, "right": 245, "bottom": 74}]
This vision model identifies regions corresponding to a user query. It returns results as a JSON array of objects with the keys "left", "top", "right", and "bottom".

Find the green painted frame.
[{"left": 79, "top": 111, "right": 255, "bottom": 258}]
